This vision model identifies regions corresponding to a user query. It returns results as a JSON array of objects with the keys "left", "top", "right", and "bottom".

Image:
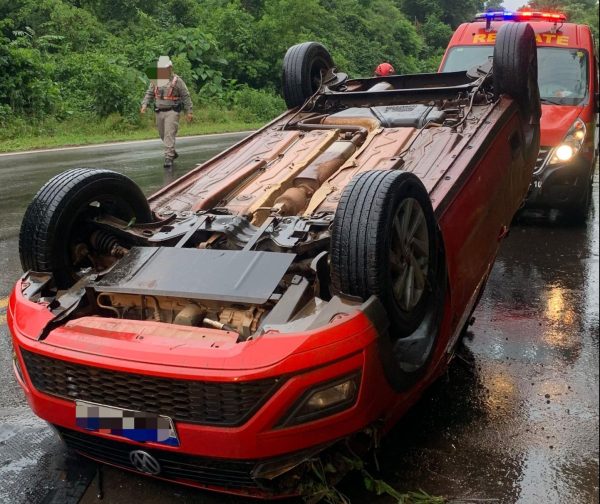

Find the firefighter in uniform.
[{"left": 140, "top": 56, "right": 193, "bottom": 168}]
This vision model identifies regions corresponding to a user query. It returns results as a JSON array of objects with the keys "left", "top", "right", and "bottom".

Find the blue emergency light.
[{"left": 474, "top": 10, "right": 567, "bottom": 22}]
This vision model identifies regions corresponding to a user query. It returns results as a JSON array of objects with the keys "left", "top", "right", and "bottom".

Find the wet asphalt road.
[{"left": 0, "top": 137, "right": 597, "bottom": 504}]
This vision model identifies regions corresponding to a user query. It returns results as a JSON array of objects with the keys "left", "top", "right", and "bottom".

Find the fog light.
[
  {"left": 306, "top": 381, "right": 356, "bottom": 410},
  {"left": 555, "top": 144, "right": 574, "bottom": 162},
  {"left": 277, "top": 372, "right": 361, "bottom": 427}
]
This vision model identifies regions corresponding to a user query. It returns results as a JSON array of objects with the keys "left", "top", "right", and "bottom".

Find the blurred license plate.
[{"left": 75, "top": 401, "right": 179, "bottom": 446}]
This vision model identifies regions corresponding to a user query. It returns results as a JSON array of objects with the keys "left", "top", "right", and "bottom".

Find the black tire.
[
  {"left": 282, "top": 42, "right": 334, "bottom": 109},
  {"left": 493, "top": 22, "right": 541, "bottom": 162},
  {"left": 331, "top": 169, "right": 443, "bottom": 335},
  {"left": 493, "top": 23, "right": 541, "bottom": 123},
  {"left": 19, "top": 168, "right": 152, "bottom": 288},
  {"left": 331, "top": 170, "right": 446, "bottom": 391},
  {"left": 565, "top": 178, "right": 592, "bottom": 224}
]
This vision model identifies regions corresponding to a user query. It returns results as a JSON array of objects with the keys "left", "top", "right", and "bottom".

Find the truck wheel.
[
  {"left": 331, "top": 170, "right": 446, "bottom": 390},
  {"left": 19, "top": 168, "right": 152, "bottom": 288},
  {"left": 566, "top": 177, "right": 592, "bottom": 224},
  {"left": 282, "top": 42, "right": 334, "bottom": 109}
]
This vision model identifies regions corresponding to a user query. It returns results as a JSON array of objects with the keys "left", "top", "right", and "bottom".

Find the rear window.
[{"left": 441, "top": 46, "right": 589, "bottom": 106}]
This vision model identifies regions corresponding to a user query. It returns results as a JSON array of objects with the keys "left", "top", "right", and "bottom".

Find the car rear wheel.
[
  {"left": 493, "top": 23, "right": 541, "bottom": 124},
  {"left": 282, "top": 42, "right": 334, "bottom": 109},
  {"left": 330, "top": 170, "right": 447, "bottom": 391},
  {"left": 19, "top": 168, "right": 152, "bottom": 288},
  {"left": 493, "top": 22, "right": 541, "bottom": 166}
]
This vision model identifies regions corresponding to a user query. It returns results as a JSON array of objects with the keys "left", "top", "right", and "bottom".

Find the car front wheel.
[
  {"left": 19, "top": 168, "right": 152, "bottom": 288},
  {"left": 330, "top": 170, "right": 447, "bottom": 391}
]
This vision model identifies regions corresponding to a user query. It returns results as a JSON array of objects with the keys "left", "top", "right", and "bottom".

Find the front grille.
[
  {"left": 534, "top": 146, "right": 551, "bottom": 173},
  {"left": 56, "top": 426, "right": 261, "bottom": 489},
  {"left": 21, "top": 349, "right": 281, "bottom": 426}
]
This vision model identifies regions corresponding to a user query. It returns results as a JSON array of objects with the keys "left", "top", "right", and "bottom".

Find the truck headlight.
[
  {"left": 555, "top": 144, "right": 574, "bottom": 162},
  {"left": 548, "top": 118, "right": 586, "bottom": 165},
  {"left": 277, "top": 372, "right": 361, "bottom": 427}
]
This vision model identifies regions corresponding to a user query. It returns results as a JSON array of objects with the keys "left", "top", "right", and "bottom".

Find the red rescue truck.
[{"left": 440, "top": 10, "right": 599, "bottom": 221}]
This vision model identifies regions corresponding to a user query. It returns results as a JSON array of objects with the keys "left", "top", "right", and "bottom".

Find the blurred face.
[
  {"left": 157, "top": 66, "right": 172, "bottom": 79},
  {"left": 146, "top": 64, "right": 173, "bottom": 87}
]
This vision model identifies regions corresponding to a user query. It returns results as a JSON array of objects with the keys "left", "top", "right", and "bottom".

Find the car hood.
[{"left": 540, "top": 105, "right": 583, "bottom": 147}]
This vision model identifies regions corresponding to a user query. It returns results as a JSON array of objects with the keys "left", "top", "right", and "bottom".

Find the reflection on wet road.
[
  {"left": 349, "top": 193, "right": 599, "bottom": 503},
  {"left": 0, "top": 138, "right": 597, "bottom": 503}
]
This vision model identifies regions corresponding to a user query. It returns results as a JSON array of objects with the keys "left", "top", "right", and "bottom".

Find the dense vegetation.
[{"left": 0, "top": 0, "right": 597, "bottom": 150}]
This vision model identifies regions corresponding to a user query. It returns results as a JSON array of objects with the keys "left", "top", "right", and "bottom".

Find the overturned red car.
[{"left": 9, "top": 24, "right": 540, "bottom": 499}]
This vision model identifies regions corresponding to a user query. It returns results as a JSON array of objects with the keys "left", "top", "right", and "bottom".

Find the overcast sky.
[{"left": 498, "top": 0, "right": 528, "bottom": 10}]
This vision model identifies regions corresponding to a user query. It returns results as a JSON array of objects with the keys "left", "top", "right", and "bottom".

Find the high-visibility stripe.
[{"left": 154, "top": 75, "right": 179, "bottom": 101}]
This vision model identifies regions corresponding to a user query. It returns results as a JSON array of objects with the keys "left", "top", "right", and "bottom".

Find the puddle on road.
[{"left": 340, "top": 179, "right": 600, "bottom": 503}]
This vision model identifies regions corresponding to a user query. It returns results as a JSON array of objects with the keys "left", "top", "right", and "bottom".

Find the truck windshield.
[{"left": 442, "top": 46, "right": 589, "bottom": 106}]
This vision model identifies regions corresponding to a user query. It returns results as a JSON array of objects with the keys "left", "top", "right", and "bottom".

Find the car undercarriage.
[{"left": 10, "top": 24, "right": 541, "bottom": 498}]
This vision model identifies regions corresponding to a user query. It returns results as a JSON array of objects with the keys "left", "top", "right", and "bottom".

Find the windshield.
[{"left": 441, "top": 45, "right": 589, "bottom": 106}]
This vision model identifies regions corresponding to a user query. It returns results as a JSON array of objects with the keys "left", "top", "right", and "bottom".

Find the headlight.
[
  {"left": 555, "top": 144, "right": 574, "bottom": 162},
  {"left": 277, "top": 372, "right": 361, "bottom": 427},
  {"left": 548, "top": 118, "right": 586, "bottom": 165}
]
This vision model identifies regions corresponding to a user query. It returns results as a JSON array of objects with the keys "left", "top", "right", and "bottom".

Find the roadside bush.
[
  {"left": 420, "top": 15, "right": 454, "bottom": 50},
  {"left": 203, "top": 106, "right": 229, "bottom": 124},
  {"left": 12, "top": 0, "right": 110, "bottom": 52},
  {"left": 55, "top": 52, "right": 145, "bottom": 120},
  {"left": 418, "top": 49, "right": 447, "bottom": 72},
  {"left": 0, "top": 43, "right": 61, "bottom": 117},
  {"left": 229, "top": 86, "right": 285, "bottom": 122},
  {"left": 0, "top": 104, "right": 12, "bottom": 127},
  {"left": 199, "top": 1, "right": 268, "bottom": 87},
  {"left": 90, "top": 63, "right": 144, "bottom": 119},
  {"left": 102, "top": 112, "right": 140, "bottom": 132}
]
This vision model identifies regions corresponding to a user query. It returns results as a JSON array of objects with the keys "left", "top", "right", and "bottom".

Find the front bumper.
[
  {"left": 7, "top": 283, "right": 396, "bottom": 495},
  {"left": 525, "top": 153, "right": 593, "bottom": 210},
  {"left": 54, "top": 424, "right": 329, "bottom": 498}
]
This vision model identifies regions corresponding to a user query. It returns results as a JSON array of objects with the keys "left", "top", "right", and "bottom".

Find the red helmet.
[{"left": 374, "top": 62, "right": 395, "bottom": 77}]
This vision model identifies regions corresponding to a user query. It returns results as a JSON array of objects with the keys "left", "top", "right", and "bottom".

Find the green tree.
[{"left": 1, "top": 0, "right": 511, "bottom": 133}]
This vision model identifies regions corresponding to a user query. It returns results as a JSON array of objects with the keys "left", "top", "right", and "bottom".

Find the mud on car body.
[{"left": 9, "top": 24, "right": 541, "bottom": 499}]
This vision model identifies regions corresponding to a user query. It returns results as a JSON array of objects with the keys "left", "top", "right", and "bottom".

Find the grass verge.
[{"left": 0, "top": 109, "right": 264, "bottom": 153}]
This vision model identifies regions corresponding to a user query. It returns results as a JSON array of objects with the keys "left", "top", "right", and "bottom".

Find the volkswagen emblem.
[{"left": 129, "top": 450, "right": 161, "bottom": 475}]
